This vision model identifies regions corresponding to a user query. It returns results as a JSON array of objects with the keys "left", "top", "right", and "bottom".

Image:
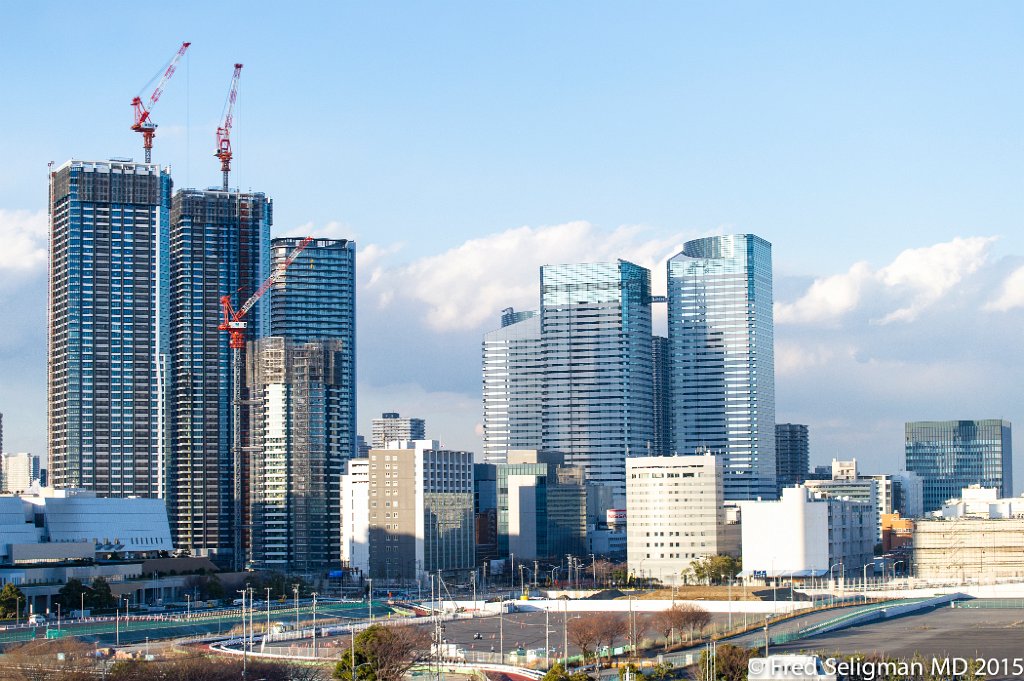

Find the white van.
[
  {"left": 28, "top": 614, "right": 46, "bottom": 626},
  {"left": 748, "top": 655, "right": 836, "bottom": 681}
]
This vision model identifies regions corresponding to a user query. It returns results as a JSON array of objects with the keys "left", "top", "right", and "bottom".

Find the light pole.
[
  {"left": 80, "top": 592, "right": 85, "bottom": 620},
  {"left": 368, "top": 578, "right": 373, "bottom": 621},
  {"left": 293, "top": 584, "right": 300, "bottom": 633},
  {"left": 185, "top": 594, "right": 190, "bottom": 621},
  {"left": 828, "top": 563, "right": 842, "bottom": 607},
  {"left": 312, "top": 592, "right": 318, "bottom": 658},
  {"left": 266, "top": 587, "right": 271, "bottom": 636},
  {"left": 237, "top": 590, "right": 247, "bottom": 657},
  {"left": 56, "top": 603, "right": 61, "bottom": 631},
  {"left": 862, "top": 564, "right": 871, "bottom": 604},
  {"left": 15, "top": 596, "right": 20, "bottom": 627}
]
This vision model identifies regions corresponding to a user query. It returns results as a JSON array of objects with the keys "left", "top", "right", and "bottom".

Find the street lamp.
[
  {"left": 185, "top": 594, "right": 191, "bottom": 621},
  {"left": 311, "top": 592, "right": 318, "bottom": 658},
  {"left": 293, "top": 584, "right": 300, "bottom": 633}
]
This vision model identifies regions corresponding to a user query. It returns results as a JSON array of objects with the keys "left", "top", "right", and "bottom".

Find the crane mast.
[
  {"left": 131, "top": 41, "right": 191, "bottom": 163},
  {"left": 215, "top": 64, "right": 244, "bottom": 191},
  {"left": 219, "top": 236, "right": 313, "bottom": 570}
]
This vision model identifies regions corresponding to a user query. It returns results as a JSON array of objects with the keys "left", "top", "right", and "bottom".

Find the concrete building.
[
  {"left": 905, "top": 419, "right": 1013, "bottom": 514},
  {"left": 775, "top": 424, "right": 810, "bottom": 493},
  {"left": 739, "top": 487, "right": 874, "bottom": 580},
  {"left": 371, "top": 413, "right": 425, "bottom": 449},
  {"left": 803, "top": 462, "right": 881, "bottom": 541},
  {"left": 340, "top": 458, "right": 369, "bottom": 577},
  {"left": 367, "top": 440, "right": 474, "bottom": 582},
  {"left": 915, "top": 518, "right": 1024, "bottom": 580},
  {"left": 245, "top": 337, "right": 347, "bottom": 574},
  {"left": 48, "top": 160, "right": 172, "bottom": 498},
  {"left": 881, "top": 512, "right": 914, "bottom": 553},
  {"left": 270, "top": 237, "right": 356, "bottom": 459},
  {"left": 1, "top": 453, "right": 41, "bottom": 494},
  {"left": 889, "top": 470, "right": 925, "bottom": 518},
  {"left": 484, "top": 261, "right": 654, "bottom": 503},
  {"left": 626, "top": 454, "right": 740, "bottom": 585},
  {"left": 169, "top": 187, "right": 270, "bottom": 567},
  {"left": 668, "top": 235, "right": 777, "bottom": 500},
  {"left": 496, "top": 451, "right": 588, "bottom": 561}
]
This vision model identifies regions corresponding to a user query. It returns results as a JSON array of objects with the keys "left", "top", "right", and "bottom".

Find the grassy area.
[{"left": 627, "top": 586, "right": 763, "bottom": 601}]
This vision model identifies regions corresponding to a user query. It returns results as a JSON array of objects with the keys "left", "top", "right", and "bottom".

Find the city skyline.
[{"left": 3, "top": 3, "right": 1024, "bottom": 483}]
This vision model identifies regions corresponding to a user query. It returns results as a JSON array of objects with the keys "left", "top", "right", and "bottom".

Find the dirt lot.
[{"left": 630, "top": 586, "right": 763, "bottom": 601}]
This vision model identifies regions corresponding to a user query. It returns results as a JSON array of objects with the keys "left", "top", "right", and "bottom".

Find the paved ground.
[{"left": 771, "top": 606, "right": 1024, "bottom": 681}]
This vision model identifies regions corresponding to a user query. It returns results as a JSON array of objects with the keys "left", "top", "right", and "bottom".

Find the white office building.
[
  {"left": 340, "top": 458, "right": 369, "bottom": 575},
  {"left": 739, "top": 486, "right": 874, "bottom": 581},
  {"left": 1, "top": 453, "right": 40, "bottom": 494},
  {"left": 626, "top": 454, "right": 740, "bottom": 585}
]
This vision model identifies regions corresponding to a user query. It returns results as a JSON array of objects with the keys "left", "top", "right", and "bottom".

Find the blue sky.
[{"left": 2, "top": 2, "right": 1023, "bottom": 481}]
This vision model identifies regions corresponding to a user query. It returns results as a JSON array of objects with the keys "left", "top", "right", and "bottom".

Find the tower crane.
[
  {"left": 219, "top": 235, "right": 313, "bottom": 570},
  {"left": 131, "top": 41, "right": 191, "bottom": 163},
  {"left": 215, "top": 64, "right": 243, "bottom": 191}
]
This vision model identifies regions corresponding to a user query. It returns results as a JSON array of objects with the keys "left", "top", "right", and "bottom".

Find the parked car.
[{"left": 28, "top": 614, "right": 46, "bottom": 626}]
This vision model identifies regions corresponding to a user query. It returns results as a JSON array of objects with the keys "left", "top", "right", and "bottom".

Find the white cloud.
[
  {"left": 775, "top": 236, "right": 996, "bottom": 325},
  {"left": 985, "top": 265, "right": 1024, "bottom": 312},
  {"left": 0, "top": 209, "right": 48, "bottom": 284},
  {"left": 362, "top": 221, "right": 685, "bottom": 331}
]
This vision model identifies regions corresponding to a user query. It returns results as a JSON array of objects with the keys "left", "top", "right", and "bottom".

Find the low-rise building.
[
  {"left": 740, "top": 486, "right": 874, "bottom": 581},
  {"left": 881, "top": 512, "right": 914, "bottom": 553},
  {"left": 340, "top": 458, "right": 369, "bottom": 577},
  {"left": 367, "top": 440, "right": 474, "bottom": 582},
  {"left": 626, "top": 454, "right": 739, "bottom": 585},
  {"left": 914, "top": 486, "right": 1024, "bottom": 580}
]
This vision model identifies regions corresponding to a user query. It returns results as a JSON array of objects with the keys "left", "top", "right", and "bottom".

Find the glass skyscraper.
[
  {"left": 667, "top": 234, "right": 776, "bottom": 500},
  {"left": 48, "top": 160, "right": 172, "bottom": 498},
  {"left": 169, "top": 188, "right": 270, "bottom": 566},
  {"left": 905, "top": 419, "right": 1013, "bottom": 513},
  {"left": 484, "top": 261, "right": 654, "bottom": 502},
  {"left": 776, "top": 423, "right": 810, "bottom": 493}
]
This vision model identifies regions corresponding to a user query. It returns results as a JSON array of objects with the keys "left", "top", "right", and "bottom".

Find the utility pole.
[
  {"left": 293, "top": 584, "right": 300, "bottom": 632},
  {"left": 312, "top": 592, "right": 318, "bottom": 658},
  {"left": 563, "top": 598, "right": 568, "bottom": 668},
  {"left": 545, "top": 605, "right": 550, "bottom": 669},
  {"left": 498, "top": 596, "right": 504, "bottom": 662}
]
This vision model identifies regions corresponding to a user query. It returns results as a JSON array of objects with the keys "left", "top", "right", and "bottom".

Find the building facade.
[
  {"left": 905, "top": 419, "right": 1013, "bottom": 514},
  {"left": 496, "top": 450, "right": 588, "bottom": 561},
  {"left": 652, "top": 336, "right": 672, "bottom": 456},
  {"left": 626, "top": 454, "right": 739, "bottom": 585},
  {"left": 775, "top": 424, "right": 810, "bottom": 492},
  {"left": 245, "top": 337, "right": 347, "bottom": 574},
  {"left": 0, "top": 453, "right": 41, "bottom": 494},
  {"left": 740, "top": 486, "right": 874, "bottom": 580},
  {"left": 168, "top": 188, "right": 271, "bottom": 566},
  {"left": 668, "top": 234, "right": 777, "bottom": 501},
  {"left": 371, "top": 413, "right": 425, "bottom": 449},
  {"left": 484, "top": 261, "right": 654, "bottom": 501},
  {"left": 367, "top": 441, "right": 474, "bottom": 582},
  {"left": 340, "top": 458, "right": 369, "bottom": 577},
  {"left": 48, "top": 160, "right": 172, "bottom": 498},
  {"left": 270, "top": 237, "right": 356, "bottom": 458}
]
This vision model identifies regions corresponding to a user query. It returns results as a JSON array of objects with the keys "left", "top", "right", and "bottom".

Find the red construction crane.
[
  {"left": 219, "top": 235, "right": 313, "bottom": 570},
  {"left": 131, "top": 41, "right": 191, "bottom": 163},
  {"left": 215, "top": 63, "right": 243, "bottom": 191}
]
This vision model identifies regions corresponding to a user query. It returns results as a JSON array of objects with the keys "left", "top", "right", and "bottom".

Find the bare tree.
[
  {"left": 333, "top": 623, "right": 430, "bottom": 681},
  {"left": 566, "top": 616, "right": 601, "bottom": 665},
  {"left": 679, "top": 603, "right": 712, "bottom": 640},
  {"left": 625, "top": 612, "right": 651, "bottom": 655},
  {"left": 592, "top": 612, "right": 628, "bottom": 664}
]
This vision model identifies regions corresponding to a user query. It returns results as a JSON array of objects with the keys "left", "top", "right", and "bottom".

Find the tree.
[
  {"left": 592, "top": 612, "right": 628, "bottom": 664},
  {"left": 649, "top": 661, "right": 674, "bottom": 681},
  {"left": 89, "top": 577, "right": 116, "bottom": 610},
  {"left": 57, "top": 578, "right": 90, "bottom": 612},
  {"left": 678, "top": 604, "right": 712, "bottom": 641},
  {"left": 625, "top": 613, "right": 650, "bottom": 656},
  {"left": 699, "top": 644, "right": 757, "bottom": 681},
  {"left": 542, "top": 662, "right": 571, "bottom": 681},
  {"left": 0, "top": 582, "right": 25, "bottom": 619},
  {"left": 690, "top": 556, "right": 741, "bottom": 585},
  {"left": 333, "top": 623, "right": 430, "bottom": 681},
  {"left": 566, "top": 616, "right": 601, "bottom": 665}
]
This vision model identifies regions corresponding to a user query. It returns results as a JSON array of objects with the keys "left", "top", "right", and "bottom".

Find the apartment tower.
[
  {"left": 169, "top": 188, "right": 270, "bottom": 566},
  {"left": 48, "top": 160, "right": 172, "bottom": 497}
]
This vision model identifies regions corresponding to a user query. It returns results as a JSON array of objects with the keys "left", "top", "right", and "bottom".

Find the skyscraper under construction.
[{"left": 169, "top": 187, "right": 270, "bottom": 566}]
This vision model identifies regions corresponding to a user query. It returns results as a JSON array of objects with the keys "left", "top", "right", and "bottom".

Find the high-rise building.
[
  {"left": 48, "top": 160, "right": 172, "bottom": 498},
  {"left": 652, "top": 336, "right": 672, "bottom": 456},
  {"left": 169, "top": 188, "right": 270, "bottom": 566},
  {"left": 484, "top": 261, "right": 654, "bottom": 502},
  {"left": 366, "top": 440, "right": 474, "bottom": 581},
  {"left": 667, "top": 234, "right": 776, "bottom": 500},
  {"left": 775, "top": 424, "right": 810, "bottom": 493},
  {"left": 482, "top": 312, "right": 543, "bottom": 464},
  {"left": 245, "top": 337, "right": 347, "bottom": 574},
  {"left": 1, "top": 453, "right": 41, "bottom": 493},
  {"left": 496, "top": 450, "right": 588, "bottom": 561},
  {"left": 905, "top": 419, "right": 1013, "bottom": 514},
  {"left": 626, "top": 453, "right": 740, "bottom": 585},
  {"left": 371, "top": 413, "right": 425, "bottom": 449},
  {"left": 270, "top": 237, "right": 356, "bottom": 459}
]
